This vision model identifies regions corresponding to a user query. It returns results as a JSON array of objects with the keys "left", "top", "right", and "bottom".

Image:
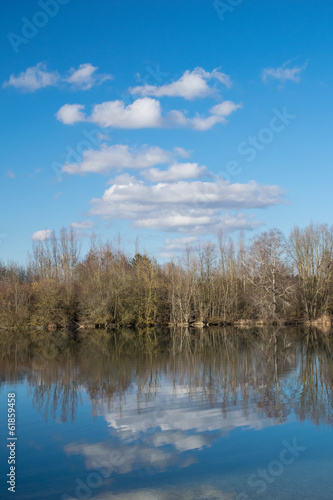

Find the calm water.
[{"left": 1, "top": 327, "right": 333, "bottom": 500}]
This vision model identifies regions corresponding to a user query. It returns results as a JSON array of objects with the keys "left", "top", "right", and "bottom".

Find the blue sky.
[{"left": 1, "top": 0, "right": 333, "bottom": 263}]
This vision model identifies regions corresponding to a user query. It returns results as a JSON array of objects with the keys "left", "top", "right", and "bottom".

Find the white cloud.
[
  {"left": 3, "top": 63, "right": 59, "bottom": 92},
  {"left": 63, "top": 379, "right": 275, "bottom": 499},
  {"left": 90, "top": 97, "right": 163, "bottom": 128},
  {"left": 62, "top": 144, "right": 173, "bottom": 175},
  {"left": 262, "top": 61, "right": 308, "bottom": 84},
  {"left": 32, "top": 229, "right": 52, "bottom": 241},
  {"left": 64, "top": 382, "right": 275, "bottom": 487},
  {"left": 142, "top": 163, "right": 206, "bottom": 182},
  {"left": 56, "top": 104, "right": 86, "bottom": 124},
  {"left": 70, "top": 221, "right": 93, "bottom": 229},
  {"left": 89, "top": 175, "right": 284, "bottom": 234},
  {"left": 64, "top": 380, "right": 273, "bottom": 491},
  {"left": 66, "top": 63, "right": 112, "bottom": 90},
  {"left": 6, "top": 170, "right": 15, "bottom": 179},
  {"left": 167, "top": 110, "right": 221, "bottom": 131},
  {"left": 129, "top": 67, "right": 232, "bottom": 100},
  {"left": 160, "top": 236, "right": 199, "bottom": 255},
  {"left": 102, "top": 382, "right": 271, "bottom": 436},
  {"left": 166, "top": 100, "right": 242, "bottom": 130},
  {"left": 165, "top": 236, "right": 198, "bottom": 247},
  {"left": 66, "top": 441, "right": 176, "bottom": 476},
  {"left": 56, "top": 97, "right": 241, "bottom": 131},
  {"left": 3, "top": 62, "right": 112, "bottom": 92},
  {"left": 173, "top": 147, "right": 192, "bottom": 158},
  {"left": 210, "top": 100, "right": 241, "bottom": 116},
  {"left": 63, "top": 485, "right": 232, "bottom": 500},
  {"left": 134, "top": 213, "right": 258, "bottom": 233}
]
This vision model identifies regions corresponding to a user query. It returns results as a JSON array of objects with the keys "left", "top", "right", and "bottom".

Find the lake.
[{"left": 1, "top": 327, "right": 333, "bottom": 499}]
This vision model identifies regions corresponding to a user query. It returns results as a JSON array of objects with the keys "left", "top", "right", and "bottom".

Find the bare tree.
[
  {"left": 289, "top": 223, "right": 333, "bottom": 320},
  {"left": 244, "top": 229, "right": 293, "bottom": 319}
]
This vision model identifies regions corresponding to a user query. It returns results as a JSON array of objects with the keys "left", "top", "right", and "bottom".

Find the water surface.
[{"left": 1, "top": 327, "right": 333, "bottom": 499}]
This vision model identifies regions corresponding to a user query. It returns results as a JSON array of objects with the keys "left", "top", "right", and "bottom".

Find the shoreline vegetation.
[{"left": 2, "top": 223, "right": 333, "bottom": 333}]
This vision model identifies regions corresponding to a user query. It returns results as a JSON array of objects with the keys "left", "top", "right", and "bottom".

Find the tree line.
[{"left": 1, "top": 223, "right": 333, "bottom": 329}]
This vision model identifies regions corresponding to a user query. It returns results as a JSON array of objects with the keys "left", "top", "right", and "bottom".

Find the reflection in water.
[
  {"left": 2, "top": 327, "right": 333, "bottom": 427},
  {"left": 1, "top": 327, "right": 333, "bottom": 499},
  {"left": 71, "top": 485, "right": 235, "bottom": 499}
]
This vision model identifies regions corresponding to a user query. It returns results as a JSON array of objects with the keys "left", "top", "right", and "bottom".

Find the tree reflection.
[
  {"left": 0, "top": 327, "right": 333, "bottom": 426},
  {"left": 294, "top": 329, "right": 333, "bottom": 425}
]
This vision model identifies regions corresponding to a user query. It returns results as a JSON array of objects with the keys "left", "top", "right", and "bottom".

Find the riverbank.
[{"left": 4, "top": 314, "right": 328, "bottom": 332}]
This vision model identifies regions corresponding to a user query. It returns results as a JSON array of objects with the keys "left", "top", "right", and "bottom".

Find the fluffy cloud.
[
  {"left": 210, "top": 100, "right": 241, "bottom": 116},
  {"left": 130, "top": 67, "right": 232, "bottom": 100},
  {"left": 142, "top": 163, "right": 206, "bottom": 182},
  {"left": 56, "top": 97, "right": 241, "bottom": 131},
  {"left": 66, "top": 440, "right": 176, "bottom": 476},
  {"left": 63, "top": 378, "right": 274, "bottom": 500},
  {"left": 134, "top": 213, "right": 259, "bottom": 233},
  {"left": 66, "top": 63, "right": 112, "bottom": 90},
  {"left": 168, "top": 100, "right": 242, "bottom": 130},
  {"left": 3, "top": 63, "right": 112, "bottom": 92},
  {"left": 102, "top": 383, "right": 271, "bottom": 437},
  {"left": 57, "top": 98, "right": 163, "bottom": 128},
  {"left": 64, "top": 380, "right": 270, "bottom": 487},
  {"left": 90, "top": 97, "right": 163, "bottom": 128},
  {"left": 55, "top": 104, "right": 86, "bottom": 124},
  {"left": 32, "top": 229, "right": 52, "bottom": 241},
  {"left": 3, "top": 63, "right": 59, "bottom": 92},
  {"left": 262, "top": 61, "right": 308, "bottom": 84},
  {"left": 89, "top": 175, "right": 284, "bottom": 234},
  {"left": 62, "top": 144, "right": 173, "bottom": 175}
]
